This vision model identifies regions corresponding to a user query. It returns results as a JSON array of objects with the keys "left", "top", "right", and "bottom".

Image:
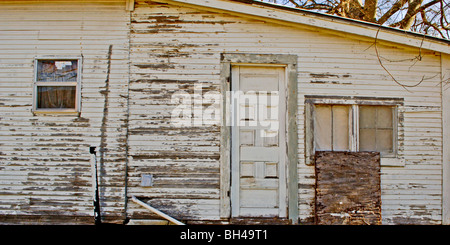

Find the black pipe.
[{"left": 90, "top": 146, "right": 102, "bottom": 225}]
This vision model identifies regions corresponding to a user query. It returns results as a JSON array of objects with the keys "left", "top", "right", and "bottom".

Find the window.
[
  {"left": 314, "top": 105, "right": 350, "bottom": 151},
  {"left": 33, "top": 58, "right": 81, "bottom": 113},
  {"left": 305, "top": 96, "right": 401, "bottom": 163},
  {"left": 313, "top": 104, "right": 395, "bottom": 157},
  {"left": 359, "top": 105, "right": 395, "bottom": 155}
]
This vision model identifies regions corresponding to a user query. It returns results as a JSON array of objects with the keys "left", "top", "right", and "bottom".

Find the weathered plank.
[{"left": 315, "top": 151, "right": 382, "bottom": 225}]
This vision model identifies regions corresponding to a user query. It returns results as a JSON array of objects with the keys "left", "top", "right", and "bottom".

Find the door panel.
[{"left": 231, "top": 66, "right": 287, "bottom": 218}]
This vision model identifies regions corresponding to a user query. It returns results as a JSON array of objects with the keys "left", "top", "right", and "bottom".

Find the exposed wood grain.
[{"left": 315, "top": 151, "right": 381, "bottom": 225}]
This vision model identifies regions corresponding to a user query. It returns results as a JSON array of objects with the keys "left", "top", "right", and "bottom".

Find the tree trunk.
[
  {"left": 346, "top": 0, "right": 365, "bottom": 20},
  {"left": 377, "top": 0, "right": 408, "bottom": 25},
  {"left": 400, "top": 0, "right": 424, "bottom": 29},
  {"left": 364, "top": 0, "right": 378, "bottom": 22}
]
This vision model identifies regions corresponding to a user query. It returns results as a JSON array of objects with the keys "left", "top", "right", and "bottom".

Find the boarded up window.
[
  {"left": 359, "top": 106, "right": 394, "bottom": 156},
  {"left": 34, "top": 59, "right": 80, "bottom": 111},
  {"left": 314, "top": 105, "right": 350, "bottom": 151},
  {"left": 315, "top": 151, "right": 381, "bottom": 225}
]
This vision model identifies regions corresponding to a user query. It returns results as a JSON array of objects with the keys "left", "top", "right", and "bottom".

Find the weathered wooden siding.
[
  {"left": 299, "top": 38, "right": 443, "bottom": 224},
  {"left": 126, "top": 1, "right": 222, "bottom": 221},
  {"left": 126, "top": 1, "right": 444, "bottom": 224},
  {"left": 299, "top": 33, "right": 442, "bottom": 224},
  {"left": 0, "top": 0, "right": 446, "bottom": 225},
  {"left": 0, "top": 0, "right": 130, "bottom": 224}
]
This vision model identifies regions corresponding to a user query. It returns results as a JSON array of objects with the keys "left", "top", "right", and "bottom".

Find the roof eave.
[
  {"left": 241, "top": 0, "right": 450, "bottom": 45},
  {"left": 158, "top": 0, "right": 450, "bottom": 54}
]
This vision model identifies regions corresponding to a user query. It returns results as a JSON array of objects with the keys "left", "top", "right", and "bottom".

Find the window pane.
[
  {"left": 314, "top": 105, "right": 332, "bottom": 151},
  {"left": 377, "top": 129, "right": 393, "bottom": 154},
  {"left": 359, "top": 106, "right": 376, "bottom": 128},
  {"left": 359, "top": 129, "right": 376, "bottom": 151},
  {"left": 37, "top": 86, "right": 76, "bottom": 109},
  {"left": 332, "top": 105, "right": 349, "bottom": 151},
  {"left": 37, "top": 60, "right": 78, "bottom": 82},
  {"left": 359, "top": 105, "right": 395, "bottom": 155},
  {"left": 377, "top": 106, "right": 393, "bottom": 128}
]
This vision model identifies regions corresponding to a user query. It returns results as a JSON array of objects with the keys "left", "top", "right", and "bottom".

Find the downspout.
[{"left": 90, "top": 146, "right": 102, "bottom": 225}]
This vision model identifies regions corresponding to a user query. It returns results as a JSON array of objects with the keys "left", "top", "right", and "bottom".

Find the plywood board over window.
[{"left": 315, "top": 151, "right": 382, "bottom": 225}]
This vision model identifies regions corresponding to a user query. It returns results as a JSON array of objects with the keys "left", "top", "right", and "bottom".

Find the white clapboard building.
[{"left": 0, "top": 0, "right": 449, "bottom": 225}]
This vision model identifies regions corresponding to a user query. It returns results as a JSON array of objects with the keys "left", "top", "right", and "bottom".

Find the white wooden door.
[{"left": 231, "top": 66, "right": 287, "bottom": 218}]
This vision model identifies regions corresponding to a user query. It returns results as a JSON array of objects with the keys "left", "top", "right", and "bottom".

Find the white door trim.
[{"left": 219, "top": 53, "right": 298, "bottom": 224}]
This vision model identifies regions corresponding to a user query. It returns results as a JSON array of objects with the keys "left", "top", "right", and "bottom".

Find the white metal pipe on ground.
[{"left": 131, "top": 196, "right": 185, "bottom": 225}]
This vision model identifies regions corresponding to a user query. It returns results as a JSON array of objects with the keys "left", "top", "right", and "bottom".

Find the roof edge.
[
  {"left": 240, "top": 0, "right": 450, "bottom": 45},
  {"left": 158, "top": 0, "right": 450, "bottom": 54}
]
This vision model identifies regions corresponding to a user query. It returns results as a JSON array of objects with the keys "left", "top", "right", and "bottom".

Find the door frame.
[{"left": 219, "top": 53, "right": 298, "bottom": 223}]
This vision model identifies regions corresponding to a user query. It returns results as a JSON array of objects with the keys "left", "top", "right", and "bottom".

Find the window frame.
[
  {"left": 358, "top": 105, "right": 397, "bottom": 157},
  {"left": 32, "top": 56, "right": 82, "bottom": 114},
  {"left": 313, "top": 104, "right": 352, "bottom": 152},
  {"left": 305, "top": 96, "right": 403, "bottom": 165}
]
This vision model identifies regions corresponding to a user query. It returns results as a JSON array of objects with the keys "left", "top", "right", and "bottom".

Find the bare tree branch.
[
  {"left": 287, "top": 0, "right": 303, "bottom": 8},
  {"left": 420, "top": 8, "right": 445, "bottom": 38},
  {"left": 440, "top": 0, "right": 450, "bottom": 30},
  {"left": 267, "top": 0, "right": 449, "bottom": 39},
  {"left": 398, "top": 0, "right": 423, "bottom": 29}
]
